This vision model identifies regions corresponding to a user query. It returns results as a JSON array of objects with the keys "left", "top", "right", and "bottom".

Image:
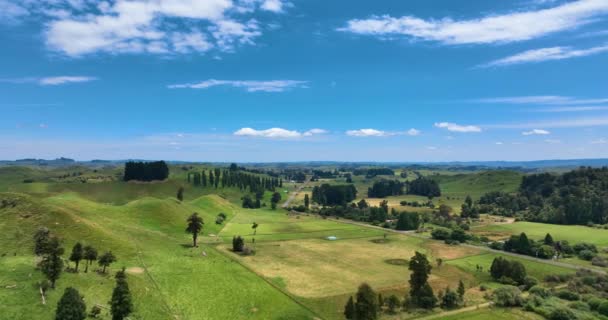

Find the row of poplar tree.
[{"left": 187, "top": 168, "right": 282, "bottom": 193}]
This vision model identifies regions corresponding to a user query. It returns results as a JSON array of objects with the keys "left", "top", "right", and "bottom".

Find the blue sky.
[{"left": 1, "top": 0, "right": 608, "bottom": 162}]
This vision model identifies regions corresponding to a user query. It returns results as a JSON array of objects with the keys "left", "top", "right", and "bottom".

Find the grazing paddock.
[
  {"left": 473, "top": 221, "right": 608, "bottom": 247},
  {"left": 447, "top": 252, "right": 575, "bottom": 285},
  {"left": 436, "top": 308, "right": 543, "bottom": 320},
  {"left": 219, "top": 208, "right": 384, "bottom": 242}
]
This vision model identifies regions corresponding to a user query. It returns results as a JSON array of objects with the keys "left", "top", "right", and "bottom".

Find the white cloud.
[
  {"left": 39, "top": 0, "right": 282, "bottom": 56},
  {"left": 426, "top": 146, "right": 438, "bottom": 150},
  {"left": 39, "top": 76, "right": 97, "bottom": 85},
  {"left": 406, "top": 128, "right": 421, "bottom": 136},
  {"left": 339, "top": 0, "right": 608, "bottom": 45},
  {"left": 536, "top": 106, "right": 608, "bottom": 112},
  {"left": 234, "top": 127, "right": 325, "bottom": 139},
  {"left": 472, "top": 95, "right": 608, "bottom": 105},
  {"left": 168, "top": 79, "right": 308, "bottom": 92},
  {"left": 346, "top": 129, "right": 390, "bottom": 137},
  {"left": 522, "top": 129, "right": 551, "bottom": 135},
  {"left": 495, "top": 142, "right": 504, "bottom": 145},
  {"left": 434, "top": 122, "right": 482, "bottom": 133},
  {"left": 0, "top": 0, "right": 28, "bottom": 23},
  {"left": 482, "top": 44, "right": 608, "bottom": 67},
  {"left": 545, "top": 139, "right": 561, "bottom": 144},
  {"left": 0, "top": 76, "right": 97, "bottom": 86},
  {"left": 591, "top": 138, "right": 608, "bottom": 144},
  {"left": 303, "top": 128, "right": 327, "bottom": 136}
]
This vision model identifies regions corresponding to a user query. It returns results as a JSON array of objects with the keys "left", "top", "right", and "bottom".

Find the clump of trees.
[
  {"left": 271, "top": 192, "right": 282, "bottom": 210},
  {"left": 407, "top": 177, "right": 441, "bottom": 198},
  {"left": 344, "top": 283, "right": 379, "bottom": 320},
  {"left": 123, "top": 161, "right": 169, "bottom": 182},
  {"left": 367, "top": 180, "right": 405, "bottom": 198},
  {"left": 490, "top": 257, "right": 527, "bottom": 285},
  {"left": 490, "top": 232, "right": 598, "bottom": 262},
  {"left": 353, "top": 168, "right": 395, "bottom": 178},
  {"left": 312, "top": 184, "right": 357, "bottom": 206}
]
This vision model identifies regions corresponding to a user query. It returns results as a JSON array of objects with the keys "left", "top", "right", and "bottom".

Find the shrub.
[
  {"left": 523, "top": 276, "right": 539, "bottom": 290},
  {"left": 587, "top": 297, "right": 604, "bottom": 311},
  {"left": 529, "top": 286, "right": 550, "bottom": 298},
  {"left": 431, "top": 228, "right": 451, "bottom": 240},
  {"left": 537, "top": 245, "right": 556, "bottom": 259},
  {"left": 555, "top": 290, "right": 579, "bottom": 301},
  {"left": 573, "top": 243, "right": 598, "bottom": 253},
  {"left": 592, "top": 256, "right": 608, "bottom": 267},
  {"left": 599, "top": 301, "right": 608, "bottom": 316},
  {"left": 492, "top": 286, "right": 523, "bottom": 307},
  {"left": 569, "top": 301, "right": 590, "bottom": 312},
  {"left": 578, "top": 249, "right": 596, "bottom": 261},
  {"left": 548, "top": 307, "right": 575, "bottom": 320}
]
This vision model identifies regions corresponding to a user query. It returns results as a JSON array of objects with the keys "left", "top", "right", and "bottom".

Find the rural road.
[
  {"left": 328, "top": 217, "right": 607, "bottom": 275},
  {"left": 281, "top": 177, "right": 310, "bottom": 208}
]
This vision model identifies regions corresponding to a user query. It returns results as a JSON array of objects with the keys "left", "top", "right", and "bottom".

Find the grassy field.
[
  {"left": 218, "top": 208, "right": 385, "bottom": 242},
  {"left": 473, "top": 221, "right": 608, "bottom": 247},
  {"left": 0, "top": 166, "right": 583, "bottom": 320},
  {"left": 436, "top": 308, "right": 543, "bottom": 320},
  {"left": 0, "top": 192, "right": 315, "bottom": 320},
  {"left": 447, "top": 252, "right": 575, "bottom": 286}
]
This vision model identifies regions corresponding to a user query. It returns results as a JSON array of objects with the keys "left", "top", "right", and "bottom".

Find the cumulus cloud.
[
  {"left": 434, "top": 122, "right": 482, "bottom": 133},
  {"left": 233, "top": 127, "right": 325, "bottom": 138},
  {"left": 481, "top": 44, "right": 608, "bottom": 67},
  {"left": 406, "top": 128, "right": 421, "bottom": 136},
  {"left": 345, "top": 129, "right": 390, "bottom": 137},
  {"left": 338, "top": 0, "right": 608, "bottom": 45},
  {"left": 168, "top": 79, "right": 308, "bottom": 92},
  {"left": 522, "top": 129, "right": 551, "bottom": 135}
]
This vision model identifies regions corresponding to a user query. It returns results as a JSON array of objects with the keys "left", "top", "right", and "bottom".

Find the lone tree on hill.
[
  {"left": 34, "top": 227, "right": 51, "bottom": 256},
  {"left": 98, "top": 251, "right": 117, "bottom": 274},
  {"left": 344, "top": 296, "right": 355, "bottom": 320},
  {"left": 40, "top": 237, "right": 64, "bottom": 288},
  {"left": 55, "top": 287, "right": 86, "bottom": 320},
  {"left": 186, "top": 213, "right": 204, "bottom": 247},
  {"left": 69, "top": 242, "right": 84, "bottom": 272},
  {"left": 457, "top": 280, "right": 466, "bottom": 302},
  {"left": 304, "top": 194, "right": 310, "bottom": 209},
  {"left": 83, "top": 245, "right": 98, "bottom": 273},
  {"left": 252, "top": 222, "right": 259, "bottom": 235},
  {"left": 110, "top": 268, "right": 133, "bottom": 320},
  {"left": 177, "top": 186, "right": 184, "bottom": 202},
  {"left": 544, "top": 233, "right": 554, "bottom": 245},
  {"left": 354, "top": 283, "right": 379, "bottom": 320},
  {"left": 409, "top": 251, "right": 437, "bottom": 309}
]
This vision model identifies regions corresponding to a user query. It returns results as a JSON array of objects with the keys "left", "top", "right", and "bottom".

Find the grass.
[
  {"left": 474, "top": 221, "right": 608, "bottom": 247},
  {"left": 436, "top": 308, "right": 543, "bottom": 320},
  {"left": 0, "top": 192, "right": 316, "bottom": 320},
  {"left": 447, "top": 252, "right": 575, "bottom": 285},
  {"left": 218, "top": 209, "right": 385, "bottom": 242}
]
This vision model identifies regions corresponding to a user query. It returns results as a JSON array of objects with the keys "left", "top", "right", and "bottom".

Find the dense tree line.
[
  {"left": 312, "top": 184, "right": 357, "bottom": 206},
  {"left": 477, "top": 167, "right": 608, "bottom": 225},
  {"left": 353, "top": 168, "right": 395, "bottom": 177},
  {"left": 407, "top": 177, "right": 441, "bottom": 197},
  {"left": 123, "top": 161, "right": 169, "bottom": 181},
  {"left": 367, "top": 180, "right": 405, "bottom": 198}
]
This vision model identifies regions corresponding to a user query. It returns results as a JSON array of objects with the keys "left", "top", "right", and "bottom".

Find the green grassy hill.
[{"left": 0, "top": 192, "right": 315, "bottom": 320}]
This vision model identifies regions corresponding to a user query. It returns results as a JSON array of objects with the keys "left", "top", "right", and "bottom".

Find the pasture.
[{"left": 473, "top": 221, "right": 608, "bottom": 247}]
